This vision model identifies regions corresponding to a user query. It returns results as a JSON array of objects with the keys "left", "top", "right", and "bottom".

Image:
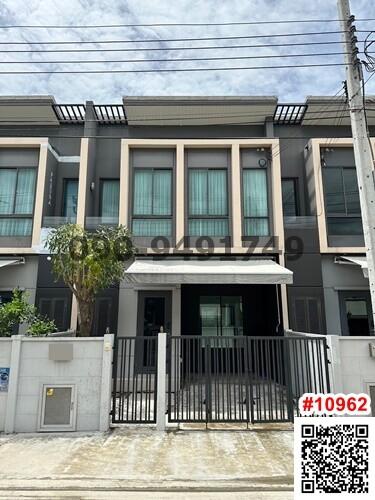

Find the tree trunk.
[{"left": 77, "top": 299, "right": 95, "bottom": 337}]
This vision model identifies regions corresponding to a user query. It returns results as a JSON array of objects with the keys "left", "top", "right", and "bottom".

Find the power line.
[
  {"left": 0, "top": 19, "right": 374, "bottom": 28},
  {"left": 0, "top": 114, "right": 372, "bottom": 127},
  {"left": 1, "top": 51, "right": 372, "bottom": 65},
  {"left": 0, "top": 40, "right": 367, "bottom": 54},
  {"left": 0, "top": 30, "right": 365, "bottom": 45},
  {"left": 0, "top": 62, "right": 351, "bottom": 75}
]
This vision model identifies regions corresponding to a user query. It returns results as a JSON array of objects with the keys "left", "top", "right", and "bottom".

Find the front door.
[
  {"left": 339, "top": 291, "right": 373, "bottom": 336},
  {"left": 136, "top": 291, "right": 172, "bottom": 371}
]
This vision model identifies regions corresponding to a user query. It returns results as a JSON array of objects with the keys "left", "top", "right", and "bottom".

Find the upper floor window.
[
  {"left": 242, "top": 169, "right": 269, "bottom": 236},
  {"left": 62, "top": 179, "right": 78, "bottom": 220},
  {"left": 282, "top": 178, "right": 299, "bottom": 217},
  {"left": 132, "top": 169, "right": 172, "bottom": 237},
  {"left": 188, "top": 169, "right": 229, "bottom": 236},
  {"left": 322, "top": 166, "right": 362, "bottom": 236},
  {"left": 0, "top": 168, "right": 36, "bottom": 236},
  {"left": 100, "top": 179, "right": 119, "bottom": 221}
]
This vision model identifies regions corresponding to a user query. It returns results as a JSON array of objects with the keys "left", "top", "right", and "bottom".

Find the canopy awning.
[
  {"left": 0, "top": 259, "right": 24, "bottom": 269},
  {"left": 335, "top": 256, "right": 368, "bottom": 278},
  {"left": 124, "top": 259, "right": 293, "bottom": 285}
]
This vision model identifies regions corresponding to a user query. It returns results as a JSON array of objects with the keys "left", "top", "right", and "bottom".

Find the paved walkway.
[{"left": 0, "top": 425, "right": 294, "bottom": 497}]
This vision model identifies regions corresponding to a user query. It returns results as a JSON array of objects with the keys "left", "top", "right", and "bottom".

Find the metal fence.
[
  {"left": 168, "top": 335, "right": 330, "bottom": 424},
  {"left": 112, "top": 336, "right": 158, "bottom": 423}
]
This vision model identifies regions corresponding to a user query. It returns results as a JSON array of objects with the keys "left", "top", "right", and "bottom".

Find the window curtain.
[
  {"left": 243, "top": 169, "right": 268, "bottom": 217},
  {"left": 133, "top": 170, "right": 153, "bottom": 215},
  {"left": 243, "top": 169, "right": 269, "bottom": 236},
  {"left": 189, "top": 219, "right": 228, "bottom": 237},
  {"left": 0, "top": 218, "right": 32, "bottom": 236},
  {"left": 14, "top": 169, "right": 36, "bottom": 214},
  {"left": 208, "top": 170, "right": 227, "bottom": 215},
  {"left": 132, "top": 219, "right": 172, "bottom": 237},
  {"left": 153, "top": 170, "right": 171, "bottom": 215},
  {"left": 0, "top": 169, "right": 17, "bottom": 214},
  {"left": 189, "top": 169, "right": 207, "bottom": 215},
  {"left": 101, "top": 180, "right": 120, "bottom": 218}
]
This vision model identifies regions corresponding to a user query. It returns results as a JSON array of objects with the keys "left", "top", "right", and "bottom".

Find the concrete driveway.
[{"left": 0, "top": 425, "right": 294, "bottom": 497}]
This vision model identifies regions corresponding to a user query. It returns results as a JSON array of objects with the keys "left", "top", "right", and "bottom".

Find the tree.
[
  {"left": 47, "top": 224, "right": 134, "bottom": 337},
  {"left": 0, "top": 289, "right": 57, "bottom": 337}
]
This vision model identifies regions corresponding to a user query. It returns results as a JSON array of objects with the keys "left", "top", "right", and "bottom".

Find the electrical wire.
[
  {"left": 0, "top": 19, "right": 374, "bottom": 28},
  {"left": 0, "top": 51, "right": 372, "bottom": 65},
  {"left": 0, "top": 30, "right": 367, "bottom": 45},
  {"left": 0, "top": 40, "right": 367, "bottom": 54},
  {"left": 0, "top": 62, "right": 351, "bottom": 75}
]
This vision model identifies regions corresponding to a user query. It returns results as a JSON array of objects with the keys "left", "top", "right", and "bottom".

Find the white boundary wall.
[
  {"left": 287, "top": 330, "right": 375, "bottom": 400},
  {"left": 0, "top": 334, "right": 114, "bottom": 433}
]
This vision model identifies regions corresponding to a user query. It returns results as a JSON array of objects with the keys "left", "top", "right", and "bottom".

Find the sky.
[{"left": 0, "top": 0, "right": 374, "bottom": 103}]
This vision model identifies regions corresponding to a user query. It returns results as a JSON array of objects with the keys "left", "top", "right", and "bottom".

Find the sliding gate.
[{"left": 168, "top": 335, "right": 330, "bottom": 423}]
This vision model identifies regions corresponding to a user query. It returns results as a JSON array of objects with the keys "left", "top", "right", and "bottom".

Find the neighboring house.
[{"left": 0, "top": 95, "right": 374, "bottom": 339}]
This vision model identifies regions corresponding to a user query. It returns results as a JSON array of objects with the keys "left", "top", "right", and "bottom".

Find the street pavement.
[{"left": 0, "top": 425, "right": 294, "bottom": 498}]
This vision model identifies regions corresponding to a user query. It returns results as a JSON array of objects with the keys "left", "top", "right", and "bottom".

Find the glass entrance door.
[
  {"left": 339, "top": 291, "right": 373, "bottom": 336},
  {"left": 199, "top": 296, "right": 243, "bottom": 337}
]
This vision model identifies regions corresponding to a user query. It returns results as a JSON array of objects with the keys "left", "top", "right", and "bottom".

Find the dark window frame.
[
  {"left": 281, "top": 177, "right": 300, "bottom": 217},
  {"left": 99, "top": 178, "right": 120, "bottom": 218},
  {"left": 62, "top": 178, "right": 79, "bottom": 218},
  {"left": 187, "top": 167, "right": 230, "bottom": 236},
  {"left": 241, "top": 167, "right": 270, "bottom": 237},
  {"left": 322, "top": 165, "right": 362, "bottom": 235},
  {"left": 0, "top": 166, "right": 37, "bottom": 236},
  {"left": 131, "top": 167, "right": 174, "bottom": 236}
]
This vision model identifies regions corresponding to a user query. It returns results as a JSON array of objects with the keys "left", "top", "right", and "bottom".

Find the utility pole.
[{"left": 337, "top": 0, "right": 375, "bottom": 332}]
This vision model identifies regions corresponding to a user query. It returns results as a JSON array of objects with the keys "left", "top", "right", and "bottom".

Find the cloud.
[{"left": 0, "top": 0, "right": 373, "bottom": 103}]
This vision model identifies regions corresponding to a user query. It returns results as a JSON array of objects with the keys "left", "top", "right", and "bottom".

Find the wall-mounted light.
[
  {"left": 258, "top": 158, "right": 268, "bottom": 168},
  {"left": 90, "top": 181, "right": 95, "bottom": 192}
]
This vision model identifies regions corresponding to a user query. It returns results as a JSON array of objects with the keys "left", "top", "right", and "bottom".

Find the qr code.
[{"left": 294, "top": 417, "right": 375, "bottom": 499}]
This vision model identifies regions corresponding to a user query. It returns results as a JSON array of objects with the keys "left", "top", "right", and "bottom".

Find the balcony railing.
[
  {"left": 283, "top": 216, "right": 317, "bottom": 229},
  {"left": 42, "top": 216, "right": 77, "bottom": 228},
  {"left": 85, "top": 217, "right": 119, "bottom": 230}
]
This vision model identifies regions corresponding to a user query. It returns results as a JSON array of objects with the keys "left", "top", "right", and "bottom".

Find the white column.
[
  {"left": 4, "top": 335, "right": 22, "bottom": 433},
  {"left": 99, "top": 334, "right": 115, "bottom": 432},
  {"left": 325, "top": 335, "right": 343, "bottom": 394},
  {"left": 156, "top": 331, "right": 167, "bottom": 431},
  {"left": 231, "top": 143, "right": 242, "bottom": 249}
]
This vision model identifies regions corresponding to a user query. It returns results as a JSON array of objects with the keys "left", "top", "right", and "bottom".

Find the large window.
[
  {"left": 0, "top": 168, "right": 36, "bottom": 236},
  {"left": 323, "top": 166, "right": 363, "bottom": 235},
  {"left": 282, "top": 178, "right": 299, "bottom": 216},
  {"left": 200, "top": 296, "right": 243, "bottom": 337},
  {"left": 242, "top": 169, "right": 269, "bottom": 236},
  {"left": 100, "top": 179, "right": 119, "bottom": 222},
  {"left": 62, "top": 179, "right": 78, "bottom": 220},
  {"left": 188, "top": 169, "right": 229, "bottom": 236},
  {"left": 132, "top": 169, "right": 172, "bottom": 236}
]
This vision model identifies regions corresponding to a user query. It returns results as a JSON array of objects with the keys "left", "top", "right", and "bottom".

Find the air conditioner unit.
[{"left": 38, "top": 384, "right": 77, "bottom": 432}]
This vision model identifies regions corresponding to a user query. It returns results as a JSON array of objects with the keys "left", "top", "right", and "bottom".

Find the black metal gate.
[
  {"left": 112, "top": 336, "right": 158, "bottom": 423},
  {"left": 168, "top": 335, "right": 330, "bottom": 423}
]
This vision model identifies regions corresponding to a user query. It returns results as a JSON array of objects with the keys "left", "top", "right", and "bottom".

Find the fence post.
[
  {"left": 99, "top": 334, "right": 115, "bottom": 432},
  {"left": 325, "top": 335, "right": 343, "bottom": 393},
  {"left": 4, "top": 335, "right": 22, "bottom": 433},
  {"left": 156, "top": 331, "right": 167, "bottom": 431}
]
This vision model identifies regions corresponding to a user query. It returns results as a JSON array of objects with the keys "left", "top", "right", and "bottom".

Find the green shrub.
[{"left": 0, "top": 289, "right": 57, "bottom": 337}]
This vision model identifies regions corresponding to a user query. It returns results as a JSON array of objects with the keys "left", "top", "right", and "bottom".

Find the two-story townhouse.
[{"left": 0, "top": 95, "right": 374, "bottom": 343}]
